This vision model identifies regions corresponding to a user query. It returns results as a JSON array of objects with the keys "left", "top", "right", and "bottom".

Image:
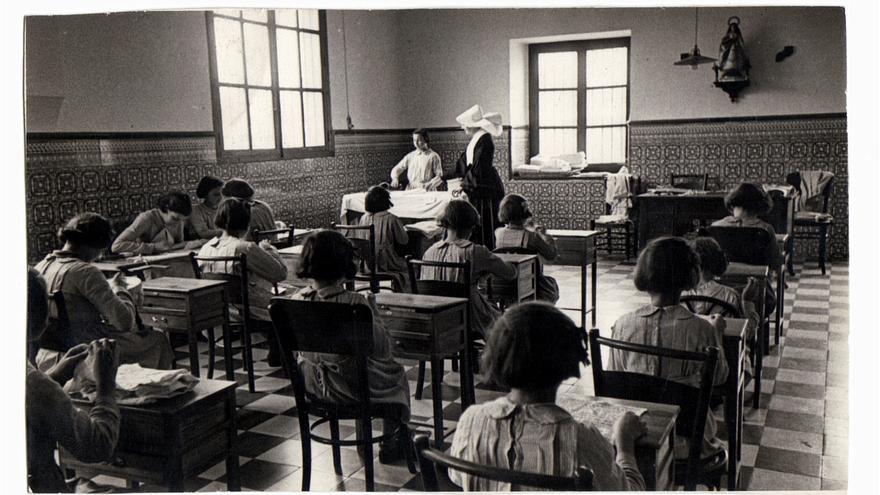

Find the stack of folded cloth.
[{"left": 65, "top": 363, "right": 199, "bottom": 405}]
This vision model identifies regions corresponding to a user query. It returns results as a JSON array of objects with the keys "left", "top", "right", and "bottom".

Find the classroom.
[{"left": 20, "top": 2, "right": 862, "bottom": 493}]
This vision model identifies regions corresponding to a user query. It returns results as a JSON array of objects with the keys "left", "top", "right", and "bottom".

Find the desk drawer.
[
  {"left": 379, "top": 309, "right": 433, "bottom": 336},
  {"left": 143, "top": 293, "right": 189, "bottom": 310}
]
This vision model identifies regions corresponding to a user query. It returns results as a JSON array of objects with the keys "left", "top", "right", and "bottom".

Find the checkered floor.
[{"left": 91, "top": 257, "right": 849, "bottom": 492}]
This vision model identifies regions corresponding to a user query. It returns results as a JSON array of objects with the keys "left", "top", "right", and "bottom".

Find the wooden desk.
[
  {"left": 277, "top": 244, "right": 308, "bottom": 289},
  {"left": 564, "top": 395, "right": 679, "bottom": 491},
  {"left": 721, "top": 317, "right": 749, "bottom": 491},
  {"left": 636, "top": 189, "right": 794, "bottom": 250},
  {"left": 488, "top": 253, "right": 537, "bottom": 307},
  {"left": 721, "top": 264, "right": 769, "bottom": 410},
  {"left": 94, "top": 250, "right": 196, "bottom": 279},
  {"left": 546, "top": 229, "right": 601, "bottom": 328},
  {"left": 375, "top": 293, "right": 471, "bottom": 448},
  {"left": 60, "top": 379, "right": 240, "bottom": 491},
  {"left": 140, "top": 277, "right": 233, "bottom": 380}
]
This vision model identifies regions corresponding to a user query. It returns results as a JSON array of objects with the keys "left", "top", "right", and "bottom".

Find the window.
[
  {"left": 529, "top": 38, "right": 629, "bottom": 165},
  {"left": 207, "top": 9, "right": 332, "bottom": 162}
]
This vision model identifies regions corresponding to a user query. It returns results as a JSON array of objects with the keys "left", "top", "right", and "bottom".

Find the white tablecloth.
[{"left": 340, "top": 189, "right": 463, "bottom": 220}]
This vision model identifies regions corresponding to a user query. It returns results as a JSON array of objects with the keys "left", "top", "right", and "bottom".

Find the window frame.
[
  {"left": 205, "top": 9, "right": 334, "bottom": 163},
  {"left": 528, "top": 37, "right": 630, "bottom": 166}
]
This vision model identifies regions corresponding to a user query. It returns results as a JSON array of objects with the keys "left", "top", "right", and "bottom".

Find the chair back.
[
  {"left": 706, "top": 225, "right": 775, "bottom": 266},
  {"left": 588, "top": 328, "right": 719, "bottom": 491},
  {"left": 189, "top": 252, "right": 252, "bottom": 321},
  {"left": 406, "top": 257, "right": 471, "bottom": 300},
  {"left": 671, "top": 173, "right": 709, "bottom": 191},
  {"left": 268, "top": 298, "right": 374, "bottom": 410},
  {"left": 330, "top": 222, "right": 378, "bottom": 277},
  {"left": 680, "top": 295, "right": 743, "bottom": 318},
  {"left": 414, "top": 435, "right": 593, "bottom": 491},
  {"left": 760, "top": 189, "right": 792, "bottom": 234},
  {"left": 253, "top": 225, "right": 295, "bottom": 249}
]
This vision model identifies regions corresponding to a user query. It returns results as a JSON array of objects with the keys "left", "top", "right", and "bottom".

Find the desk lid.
[
  {"left": 546, "top": 229, "right": 601, "bottom": 238},
  {"left": 278, "top": 245, "right": 304, "bottom": 255},
  {"left": 375, "top": 292, "right": 467, "bottom": 310},
  {"left": 142, "top": 277, "right": 227, "bottom": 292}
]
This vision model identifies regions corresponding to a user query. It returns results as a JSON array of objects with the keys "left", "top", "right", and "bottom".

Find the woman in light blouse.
[{"left": 389, "top": 129, "right": 443, "bottom": 191}]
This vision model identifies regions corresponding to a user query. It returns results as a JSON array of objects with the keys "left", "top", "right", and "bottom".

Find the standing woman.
[
  {"left": 445, "top": 105, "right": 506, "bottom": 249},
  {"left": 188, "top": 175, "right": 225, "bottom": 240}
]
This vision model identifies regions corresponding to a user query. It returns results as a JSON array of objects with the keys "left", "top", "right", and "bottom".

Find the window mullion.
[
  {"left": 268, "top": 10, "right": 282, "bottom": 155},
  {"left": 238, "top": 18, "right": 254, "bottom": 151},
  {"left": 294, "top": 15, "right": 306, "bottom": 147},
  {"left": 577, "top": 49, "right": 586, "bottom": 153}
]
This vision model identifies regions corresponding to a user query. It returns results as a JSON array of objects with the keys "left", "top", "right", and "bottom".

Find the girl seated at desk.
[
  {"left": 188, "top": 175, "right": 224, "bottom": 240},
  {"left": 712, "top": 182, "right": 782, "bottom": 266},
  {"left": 389, "top": 128, "right": 443, "bottom": 191},
  {"left": 35, "top": 213, "right": 174, "bottom": 370},
  {"left": 421, "top": 200, "right": 516, "bottom": 340},
  {"left": 111, "top": 191, "right": 204, "bottom": 255},
  {"left": 495, "top": 193, "right": 560, "bottom": 303},
  {"left": 292, "top": 230, "right": 411, "bottom": 463},
  {"left": 197, "top": 198, "right": 287, "bottom": 365},
  {"left": 608, "top": 236, "right": 728, "bottom": 460},
  {"left": 450, "top": 302, "right": 646, "bottom": 491},
  {"left": 222, "top": 178, "right": 278, "bottom": 240},
  {"left": 356, "top": 185, "right": 410, "bottom": 292}
]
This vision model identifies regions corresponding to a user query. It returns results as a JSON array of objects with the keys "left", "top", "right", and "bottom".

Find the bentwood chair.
[
  {"left": 189, "top": 252, "right": 260, "bottom": 392},
  {"left": 591, "top": 175, "right": 640, "bottom": 260},
  {"left": 414, "top": 434, "right": 594, "bottom": 491},
  {"left": 588, "top": 329, "right": 726, "bottom": 491},
  {"left": 330, "top": 222, "right": 399, "bottom": 293},
  {"left": 269, "top": 298, "right": 418, "bottom": 491},
  {"left": 786, "top": 171, "right": 835, "bottom": 275}
]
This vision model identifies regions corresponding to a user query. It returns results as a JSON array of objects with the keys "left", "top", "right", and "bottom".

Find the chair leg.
[
  {"left": 362, "top": 418, "right": 375, "bottom": 492},
  {"left": 776, "top": 267, "right": 785, "bottom": 346},
  {"left": 451, "top": 358, "right": 459, "bottom": 372},
  {"left": 624, "top": 225, "right": 632, "bottom": 261},
  {"left": 819, "top": 225, "right": 828, "bottom": 275},
  {"left": 605, "top": 226, "right": 612, "bottom": 255},
  {"left": 753, "top": 326, "right": 764, "bottom": 409},
  {"left": 415, "top": 360, "right": 426, "bottom": 400},
  {"left": 431, "top": 357, "right": 445, "bottom": 449},
  {"left": 243, "top": 324, "right": 256, "bottom": 393},
  {"left": 207, "top": 327, "right": 216, "bottom": 379},
  {"left": 400, "top": 424, "right": 418, "bottom": 474},
  {"left": 329, "top": 418, "right": 343, "bottom": 476},
  {"left": 301, "top": 432, "right": 312, "bottom": 491}
]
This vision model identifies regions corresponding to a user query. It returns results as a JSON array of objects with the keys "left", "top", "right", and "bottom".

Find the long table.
[{"left": 341, "top": 189, "right": 460, "bottom": 224}]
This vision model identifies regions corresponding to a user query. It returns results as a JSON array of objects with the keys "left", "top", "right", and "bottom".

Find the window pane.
[
  {"left": 299, "top": 32, "right": 322, "bottom": 89},
  {"left": 243, "top": 23, "right": 271, "bottom": 87},
  {"left": 280, "top": 90, "right": 304, "bottom": 148},
  {"left": 276, "top": 28, "right": 301, "bottom": 88},
  {"left": 537, "top": 51, "right": 577, "bottom": 89},
  {"left": 219, "top": 86, "right": 249, "bottom": 150},
  {"left": 538, "top": 128, "right": 577, "bottom": 157},
  {"left": 586, "top": 126, "right": 626, "bottom": 164},
  {"left": 213, "top": 9, "right": 240, "bottom": 18},
  {"left": 538, "top": 90, "right": 577, "bottom": 126},
  {"left": 299, "top": 9, "right": 319, "bottom": 30},
  {"left": 275, "top": 9, "right": 298, "bottom": 28},
  {"left": 241, "top": 9, "right": 267, "bottom": 22},
  {"left": 586, "top": 87, "right": 627, "bottom": 126},
  {"left": 213, "top": 17, "right": 244, "bottom": 84},
  {"left": 302, "top": 92, "right": 325, "bottom": 146},
  {"left": 248, "top": 89, "right": 275, "bottom": 149},
  {"left": 586, "top": 46, "right": 628, "bottom": 87}
]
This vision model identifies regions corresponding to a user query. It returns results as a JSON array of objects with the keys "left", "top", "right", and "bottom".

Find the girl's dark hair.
[
  {"left": 222, "top": 178, "right": 255, "bottom": 200},
  {"left": 297, "top": 230, "right": 358, "bottom": 281},
  {"left": 196, "top": 176, "right": 224, "bottom": 199},
  {"left": 724, "top": 182, "right": 773, "bottom": 214},
  {"left": 28, "top": 268, "right": 49, "bottom": 341},
  {"left": 214, "top": 197, "right": 252, "bottom": 233},
  {"left": 633, "top": 236, "right": 701, "bottom": 294},
  {"left": 58, "top": 212, "right": 115, "bottom": 250},
  {"left": 482, "top": 301, "right": 588, "bottom": 390},
  {"left": 157, "top": 191, "right": 193, "bottom": 216},
  {"left": 690, "top": 236, "right": 729, "bottom": 278},
  {"left": 364, "top": 185, "right": 393, "bottom": 214},
  {"left": 437, "top": 200, "right": 480, "bottom": 232},
  {"left": 412, "top": 128, "right": 430, "bottom": 143},
  {"left": 498, "top": 193, "right": 532, "bottom": 224}
]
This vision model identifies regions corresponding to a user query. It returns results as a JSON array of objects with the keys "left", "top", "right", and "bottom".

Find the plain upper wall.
[
  {"left": 24, "top": 7, "right": 846, "bottom": 133},
  {"left": 395, "top": 7, "right": 846, "bottom": 127},
  {"left": 24, "top": 10, "right": 403, "bottom": 132}
]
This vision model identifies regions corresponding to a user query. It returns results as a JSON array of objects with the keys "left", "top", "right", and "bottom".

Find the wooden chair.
[
  {"left": 414, "top": 434, "right": 594, "bottom": 491},
  {"left": 705, "top": 225, "right": 779, "bottom": 409},
  {"left": 786, "top": 171, "right": 835, "bottom": 275},
  {"left": 330, "top": 222, "right": 398, "bottom": 293},
  {"left": 406, "top": 257, "right": 475, "bottom": 406},
  {"left": 671, "top": 173, "right": 709, "bottom": 190},
  {"left": 268, "top": 298, "right": 418, "bottom": 492},
  {"left": 588, "top": 328, "right": 726, "bottom": 491},
  {"left": 591, "top": 175, "right": 639, "bottom": 260},
  {"left": 253, "top": 225, "right": 295, "bottom": 249},
  {"left": 32, "top": 290, "right": 72, "bottom": 363},
  {"left": 189, "top": 252, "right": 259, "bottom": 392}
]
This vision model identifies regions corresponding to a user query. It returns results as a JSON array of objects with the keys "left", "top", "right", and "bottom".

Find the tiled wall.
[{"left": 25, "top": 114, "right": 847, "bottom": 263}]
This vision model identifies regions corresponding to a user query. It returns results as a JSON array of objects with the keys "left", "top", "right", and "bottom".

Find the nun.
[{"left": 444, "top": 104, "right": 506, "bottom": 249}]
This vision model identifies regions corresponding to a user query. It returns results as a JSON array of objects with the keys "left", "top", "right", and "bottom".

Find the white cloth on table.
[
  {"left": 341, "top": 189, "right": 459, "bottom": 220},
  {"left": 65, "top": 363, "right": 199, "bottom": 405}
]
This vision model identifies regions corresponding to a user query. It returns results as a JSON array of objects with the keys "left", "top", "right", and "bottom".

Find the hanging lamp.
[{"left": 674, "top": 8, "right": 717, "bottom": 69}]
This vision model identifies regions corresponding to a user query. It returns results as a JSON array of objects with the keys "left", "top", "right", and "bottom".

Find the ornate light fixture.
[{"left": 674, "top": 8, "right": 717, "bottom": 69}]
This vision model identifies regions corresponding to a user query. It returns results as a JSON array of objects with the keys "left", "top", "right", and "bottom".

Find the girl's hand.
[
  {"left": 46, "top": 343, "right": 90, "bottom": 385},
  {"left": 612, "top": 412, "right": 647, "bottom": 454},
  {"left": 390, "top": 178, "right": 400, "bottom": 189}
]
